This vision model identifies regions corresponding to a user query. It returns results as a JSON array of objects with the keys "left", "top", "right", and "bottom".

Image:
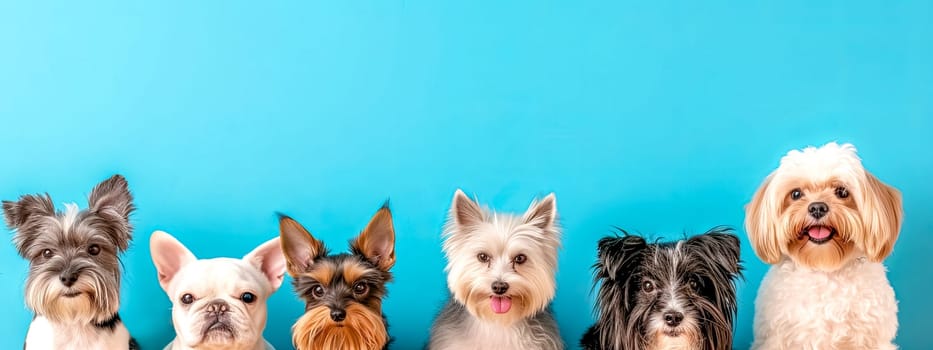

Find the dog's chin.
[
  {"left": 652, "top": 332, "right": 699, "bottom": 350},
  {"left": 191, "top": 311, "right": 251, "bottom": 345},
  {"left": 60, "top": 288, "right": 86, "bottom": 298},
  {"left": 27, "top": 281, "right": 115, "bottom": 324},
  {"left": 292, "top": 304, "right": 389, "bottom": 350},
  {"left": 198, "top": 321, "right": 239, "bottom": 345},
  {"left": 652, "top": 327, "right": 700, "bottom": 350},
  {"left": 662, "top": 328, "right": 684, "bottom": 337}
]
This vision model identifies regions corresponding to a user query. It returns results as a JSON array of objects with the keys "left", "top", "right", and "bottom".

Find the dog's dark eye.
[
  {"left": 835, "top": 187, "right": 849, "bottom": 199},
  {"left": 353, "top": 282, "right": 368, "bottom": 295},
  {"left": 240, "top": 292, "right": 256, "bottom": 304},
  {"left": 87, "top": 244, "right": 101, "bottom": 256},
  {"left": 790, "top": 188, "right": 803, "bottom": 200},
  {"left": 688, "top": 277, "right": 699, "bottom": 290},
  {"left": 180, "top": 293, "right": 194, "bottom": 305},
  {"left": 642, "top": 281, "right": 655, "bottom": 293},
  {"left": 513, "top": 254, "right": 527, "bottom": 264},
  {"left": 477, "top": 253, "right": 490, "bottom": 263},
  {"left": 41, "top": 249, "right": 54, "bottom": 259},
  {"left": 312, "top": 285, "right": 325, "bottom": 298}
]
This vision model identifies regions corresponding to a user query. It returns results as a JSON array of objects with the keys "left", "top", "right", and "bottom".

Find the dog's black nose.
[
  {"left": 330, "top": 308, "right": 346, "bottom": 322},
  {"left": 491, "top": 281, "right": 509, "bottom": 295},
  {"left": 59, "top": 272, "right": 78, "bottom": 287},
  {"left": 664, "top": 311, "right": 684, "bottom": 327},
  {"left": 808, "top": 202, "right": 829, "bottom": 219}
]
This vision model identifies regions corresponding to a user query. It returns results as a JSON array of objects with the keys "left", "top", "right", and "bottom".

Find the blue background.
[{"left": 1, "top": 1, "right": 931, "bottom": 349}]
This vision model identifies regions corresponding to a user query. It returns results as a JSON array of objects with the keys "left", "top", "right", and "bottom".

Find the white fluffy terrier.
[
  {"left": 428, "top": 189, "right": 563, "bottom": 350},
  {"left": 745, "top": 142, "right": 903, "bottom": 350}
]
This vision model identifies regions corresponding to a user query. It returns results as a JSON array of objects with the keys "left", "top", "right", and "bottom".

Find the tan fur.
[
  {"left": 292, "top": 303, "right": 388, "bottom": 350},
  {"left": 649, "top": 329, "right": 701, "bottom": 350},
  {"left": 350, "top": 206, "right": 396, "bottom": 271},
  {"left": 302, "top": 261, "right": 337, "bottom": 288},
  {"left": 342, "top": 264, "right": 368, "bottom": 286},
  {"left": 279, "top": 217, "right": 325, "bottom": 276},
  {"left": 777, "top": 179, "right": 860, "bottom": 270},
  {"left": 746, "top": 167, "right": 903, "bottom": 270},
  {"left": 745, "top": 174, "right": 782, "bottom": 264},
  {"left": 26, "top": 272, "right": 108, "bottom": 324},
  {"left": 858, "top": 172, "right": 903, "bottom": 262}
]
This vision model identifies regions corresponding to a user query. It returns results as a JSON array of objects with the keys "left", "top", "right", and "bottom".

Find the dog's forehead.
[
  {"left": 28, "top": 204, "right": 110, "bottom": 245},
  {"left": 640, "top": 242, "right": 702, "bottom": 278},
  {"left": 172, "top": 257, "right": 268, "bottom": 294},
  {"left": 302, "top": 255, "right": 384, "bottom": 285},
  {"left": 469, "top": 214, "right": 556, "bottom": 252},
  {"left": 777, "top": 143, "right": 864, "bottom": 183}
]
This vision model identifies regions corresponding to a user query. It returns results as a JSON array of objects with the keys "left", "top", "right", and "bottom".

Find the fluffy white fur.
[
  {"left": 151, "top": 231, "right": 286, "bottom": 350},
  {"left": 746, "top": 142, "right": 903, "bottom": 350},
  {"left": 432, "top": 313, "right": 562, "bottom": 350},
  {"left": 428, "top": 189, "right": 563, "bottom": 350},
  {"left": 25, "top": 315, "right": 131, "bottom": 350},
  {"left": 753, "top": 258, "right": 897, "bottom": 350}
]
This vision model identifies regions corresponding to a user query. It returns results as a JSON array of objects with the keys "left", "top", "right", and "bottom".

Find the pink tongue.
[
  {"left": 491, "top": 296, "right": 512, "bottom": 314},
  {"left": 808, "top": 226, "right": 832, "bottom": 239}
]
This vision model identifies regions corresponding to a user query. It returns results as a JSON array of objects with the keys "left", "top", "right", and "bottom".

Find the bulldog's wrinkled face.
[
  {"left": 151, "top": 231, "right": 285, "bottom": 350},
  {"left": 169, "top": 258, "right": 271, "bottom": 347}
]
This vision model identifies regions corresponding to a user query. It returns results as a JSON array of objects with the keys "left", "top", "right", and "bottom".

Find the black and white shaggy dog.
[{"left": 581, "top": 228, "right": 743, "bottom": 350}]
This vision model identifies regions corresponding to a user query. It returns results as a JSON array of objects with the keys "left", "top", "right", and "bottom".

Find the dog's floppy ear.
[
  {"left": 88, "top": 174, "right": 136, "bottom": 251},
  {"left": 857, "top": 171, "right": 903, "bottom": 262},
  {"left": 351, "top": 201, "right": 396, "bottom": 271},
  {"left": 278, "top": 214, "right": 325, "bottom": 277},
  {"left": 745, "top": 174, "right": 782, "bottom": 264},
  {"left": 595, "top": 234, "right": 646, "bottom": 280},
  {"left": 687, "top": 228, "right": 743, "bottom": 278},
  {"left": 450, "top": 189, "right": 485, "bottom": 229},
  {"left": 523, "top": 193, "right": 557, "bottom": 231},
  {"left": 244, "top": 237, "right": 287, "bottom": 291},
  {"left": 3, "top": 193, "right": 55, "bottom": 256},
  {"left": 150, "top": 230, "right": 197, "bottom": 292}
]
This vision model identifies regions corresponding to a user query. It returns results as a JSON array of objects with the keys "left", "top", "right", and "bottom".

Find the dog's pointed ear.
[
  {"left": 88, "top": 175, "right": 136, "bottom": 251},
  {"left": 523, "top": 193, "right": 557, "bottom": 231},
  {"left": 150, "top": 230, "right": 197, "bottom": 292},
  {"left": 3, "top": 194, "right": 55, "bottom": 229},
  {"left": 244, "top": 237, "right": 287, "bottom": 291},
  {"left": 687, "top": 229, "right": 743, "bottom": 277},
  {"left": 450, "top": 189, "right": 484, "bottom": 228},
  {"left": 351, "top": 201, "right": 396, "bottom": 271},
  {"left": 88, "top": 174, "right": 135, "bottom": 221},
  {"left": 857, "top": 171, "right": 903, "bottom": 262},
  {"left": 596, "top": 234, "right": 646, "bottom": 280},
  {"left": 745, "top": 174, "right": 782, "bottom": 264},
  {"left": 3, "top": 193, "right": 55, "bottom": 256},
  {"left": 278, "top": 214, "right": 324, "bottom": 277}
]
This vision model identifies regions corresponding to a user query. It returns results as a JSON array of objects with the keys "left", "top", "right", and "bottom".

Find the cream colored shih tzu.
[{"left": 745, "top": 142, "right": 903, "bottom": 350}]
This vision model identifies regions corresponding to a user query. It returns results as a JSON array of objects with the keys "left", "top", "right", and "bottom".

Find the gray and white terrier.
[{"left": 2, "top": 175, "right": 139, "bottom": 350}]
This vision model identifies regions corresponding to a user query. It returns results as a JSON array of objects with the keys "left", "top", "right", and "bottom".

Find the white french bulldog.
[{"left": 150, "top": 230, "right": 286, "bottom": 350}]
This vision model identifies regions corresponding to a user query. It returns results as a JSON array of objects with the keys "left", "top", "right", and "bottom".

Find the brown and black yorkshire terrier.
[{"left": 278, "top": 202, "right": 395, "bottom": 350}]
